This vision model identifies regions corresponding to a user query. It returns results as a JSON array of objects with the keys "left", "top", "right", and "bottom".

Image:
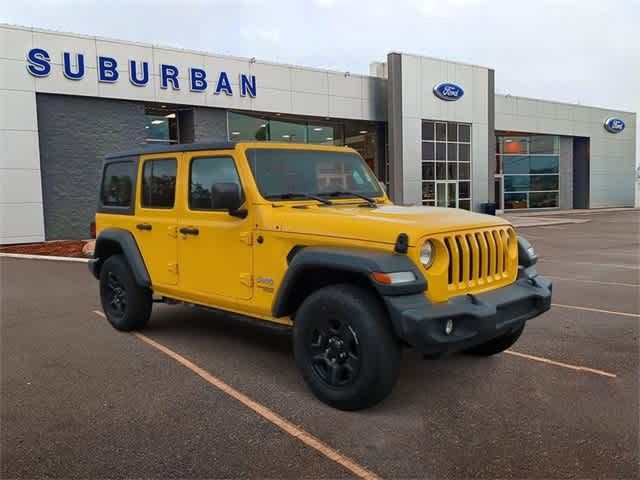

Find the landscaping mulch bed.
[{"left": 0, "top": 240, "right": 91, "bottom": 258}]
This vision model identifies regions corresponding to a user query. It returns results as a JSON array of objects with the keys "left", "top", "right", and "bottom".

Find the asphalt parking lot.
[{"left": 1, "top": 210, "right": 638, "bottom": 479}]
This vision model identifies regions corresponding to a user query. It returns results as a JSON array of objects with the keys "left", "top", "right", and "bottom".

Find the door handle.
[
  {"left": 179, "top": 227, "right": 199, "bottom": 236},
  {"left": 136, "top": 223, "right": 152, "bottom": 231}
]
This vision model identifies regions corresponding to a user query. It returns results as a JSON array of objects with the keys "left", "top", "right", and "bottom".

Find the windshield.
[{"left": 246, "top": 148, "right": 383, "bottom": 200}]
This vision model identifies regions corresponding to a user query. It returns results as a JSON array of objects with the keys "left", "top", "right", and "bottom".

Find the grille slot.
[{"left": 443, "top": 227, "right": 513, "bottom": 290}]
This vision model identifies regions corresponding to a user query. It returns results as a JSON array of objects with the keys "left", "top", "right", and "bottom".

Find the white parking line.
[
  {"left": 552, "top": 303, "right": 640, "bottom": 318},
  {"left": 0, "top": 252, "right": 89, "bottom": 263},
  {"left": 505, "top": 350, "right": 617, "bottom": 378},
  {"left": 539, "top": 259, "right": 640, "bottom": 270},
  {"left": 547, "top": 276, "right": 639, "bottom": 288}
]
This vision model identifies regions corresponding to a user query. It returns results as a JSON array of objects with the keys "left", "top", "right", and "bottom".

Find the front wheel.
[
  {"left": 465, "top": 325, "right": 524, "bottom": 356},
  {"left": 99, "top": 254, "right": 152, "bottom": 331},
  {"left": 293, "top": 284, "right": 400, "bottom": 411}
]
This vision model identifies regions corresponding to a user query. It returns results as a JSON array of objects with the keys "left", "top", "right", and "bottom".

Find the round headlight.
[{"left": 420, "top": 240, "right": 435, "bottom": 268}]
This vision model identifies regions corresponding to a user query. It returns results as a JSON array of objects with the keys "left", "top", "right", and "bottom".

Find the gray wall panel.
[
  {"left": 559, "top": 136, "right": 573, "bottom": 209},
  {"left": 193, "top": 107, "right": 228, "bottom": 142},
  {"left": 36, "top": 93, "right": 146, "bottom": 240}
]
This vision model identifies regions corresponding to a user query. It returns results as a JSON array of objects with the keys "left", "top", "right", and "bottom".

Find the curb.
[
  {"left": 511, "top": 219, "right": 591, "bottom": 228},
  {"left": 0, "top": 253, "right": 89, "bottom": 263}
]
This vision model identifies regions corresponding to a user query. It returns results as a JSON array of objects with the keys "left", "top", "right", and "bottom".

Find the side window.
[
  {"left": 141, "top": 158, "right": 177, "bottom": 208},
  {"left": 101, "top": 161, "right": 135, "bottom": 207},
  {"left": 189, "top": 156, "right": 242, "bottom": 210}
]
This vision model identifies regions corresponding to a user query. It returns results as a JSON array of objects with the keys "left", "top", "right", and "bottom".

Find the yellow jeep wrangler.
[{"left": 90, "top": 142, "right": 551, "bottom": 410}]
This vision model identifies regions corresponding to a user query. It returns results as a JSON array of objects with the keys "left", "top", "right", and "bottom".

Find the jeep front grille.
[{"left": 443, "top": 227, "right": 515, "bottom": 290}]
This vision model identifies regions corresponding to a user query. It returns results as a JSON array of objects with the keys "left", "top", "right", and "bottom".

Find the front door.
[
  {"left": 177, "top": 152, "right": 253, "bottom": 300},
  {"left": 436, "top": 180, "right": 458, "bottom": 208},
  {"left": 133, "top": 155, "right": 179, "bottom": 286}
]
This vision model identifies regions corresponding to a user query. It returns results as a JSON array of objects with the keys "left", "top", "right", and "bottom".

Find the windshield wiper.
[
  {"left": 321, "top": 191, "right": 378, "bottom": 207},
  {"left": 265, "top": 192, "right": 333, "bottom": 205}
]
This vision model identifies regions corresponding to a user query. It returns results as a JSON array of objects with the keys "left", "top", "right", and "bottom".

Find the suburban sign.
[
  {"left": 25, "top": 48, "right": 257, "bottom": 97},
  {"left": 603, "top": 117, "right": 625, "bottom": 134},
  {"left": 433, "top": 82, "right": 464, "bottom": 101}
]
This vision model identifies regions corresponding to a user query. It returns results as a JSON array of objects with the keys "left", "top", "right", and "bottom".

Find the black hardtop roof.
[{"left": 105, "top": 141, "right": 237, "bottom": 160}]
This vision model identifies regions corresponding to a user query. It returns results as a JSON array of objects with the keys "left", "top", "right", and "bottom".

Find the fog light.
[{"left": 445, "top": 319, "right": 454, "bottom": 335}]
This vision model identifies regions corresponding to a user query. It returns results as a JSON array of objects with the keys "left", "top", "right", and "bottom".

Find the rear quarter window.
[{"left": 99, "top": 159, "right": 137, "bottom": 214}]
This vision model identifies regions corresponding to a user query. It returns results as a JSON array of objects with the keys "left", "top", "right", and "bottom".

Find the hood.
[{"left": 267, "top": 204, "right": 511, "bottom": 246}]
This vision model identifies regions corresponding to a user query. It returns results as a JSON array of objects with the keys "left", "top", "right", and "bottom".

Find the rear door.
[{"left": 132, "top": 153, "right": 179, "bottom": 286}]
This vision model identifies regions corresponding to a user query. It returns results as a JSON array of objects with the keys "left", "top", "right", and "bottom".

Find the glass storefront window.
[
  {"left": 530, "top": 135, "right": 559, "bottom": 154},
  {"left": 227, "top": 111, "right": 379, "bottom": 178},
  {"left": 497, "top": 134, "right": 560, "bottom": 209},
  {"left": 269, "top": 120, "right": 307, "bottom": 143},
  {"left": 530, "top": 156, "right": 559, "bottom": 174},
  {"left": 421, "top": 120, "right": 472, "bottom": 210},
  {"left": 308, "top": 124, "right": 340, "bottom": 145},
  {"left": 228, "top": 112, "right": 268, "bottom": 141},
  {"left": 504, "top": 193, "right": 528, "bottom": 209},
  {"left": 145, "top": 107, "right": 178, "bottom": 144},
  {"left": 422, "top": 142, "right": 435, "bottom": 160}
]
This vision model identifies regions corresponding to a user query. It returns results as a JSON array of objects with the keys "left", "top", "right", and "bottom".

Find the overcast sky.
[{"left": 3, "top": 0, "right": 639, "bottom": 162}]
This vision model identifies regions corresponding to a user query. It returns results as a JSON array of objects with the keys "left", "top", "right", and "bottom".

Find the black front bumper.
[{"left": 384, "top": 267, "right": 552, "bottom": 355}]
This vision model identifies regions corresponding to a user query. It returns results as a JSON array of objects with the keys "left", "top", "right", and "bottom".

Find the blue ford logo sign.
[
  {"left": 433, "top": 82, "right": 464, "bottom": 101},
  {"left": 604, "top": 117, "right": 625, "bottom": 134}
]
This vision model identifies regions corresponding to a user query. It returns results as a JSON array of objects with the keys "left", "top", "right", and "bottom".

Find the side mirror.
[{"left": 210, "top": 183, "right": 246, "bottom": 218}]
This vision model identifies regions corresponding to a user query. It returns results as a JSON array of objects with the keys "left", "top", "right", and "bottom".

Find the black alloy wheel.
[{"left": 309, "top": 317, "right": 361, "bottom": 387}]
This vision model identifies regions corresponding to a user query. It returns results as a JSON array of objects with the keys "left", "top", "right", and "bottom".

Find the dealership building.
[{"left": 0, "top": 24, "right": 637, "bottom": 243}]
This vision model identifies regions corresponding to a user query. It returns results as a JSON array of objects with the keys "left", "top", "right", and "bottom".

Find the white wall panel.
[
  {"left": 0, "top": 130, "right": 40, "bottom": 170},
  {"left": 0, "top": 204, "right": 45, "bottom": 243},
  {"left": 0, "top": 169, "right": 43, "bottom": 204},
  {"left": 0, "top": 90, "right": 38, "bottom": 131},
  {"left": 0, "top": 58, "right": 36, "bottom": 91},
  {"left": 329, "top": 95, "right": 362, "bottom": 119}
]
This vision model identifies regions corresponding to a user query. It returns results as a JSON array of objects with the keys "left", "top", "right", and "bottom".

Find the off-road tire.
[
  {"left": 99, "top": 254, "right": 152, "bottom": 331},
  {"left": 293, "top": 284, "right": 400, "bottom": 411},
  {"left": 465, "top": 325, "right": 525, "bottom": 356}
]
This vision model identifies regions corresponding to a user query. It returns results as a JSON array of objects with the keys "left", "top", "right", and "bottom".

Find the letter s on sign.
[{"left": 26, "top": 48, "right": 51, "bottom": 77}]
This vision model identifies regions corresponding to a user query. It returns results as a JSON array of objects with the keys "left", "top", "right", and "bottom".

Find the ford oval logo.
[
  {"left": 433, "top": 82, "right": 464, "bottom": 101},
  {"left": 604, "top": 117, "right": 625, "bottom": 134}
]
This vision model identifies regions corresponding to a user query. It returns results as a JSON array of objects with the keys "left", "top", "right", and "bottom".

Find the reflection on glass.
[
  {"left": 459, "top": 181, "right": 470, "bottom": 199},
  {"left": 422, "top": 142, "right": 435, "bottom": 160},
  {"left": 422, "top": 181, "right": 435, "bottom": 201},
  {"left": 530, "top": 135, "right": 559, "bottom": 154},
  {"left": 447, "top": 163, "right": 457, "bottom": 180},
  {"left": 530, "top": 156, "right": 559, "bottom": 173},
  {"left": 459, "top": 144, "right": 470, "bottom": 161},
  {"left": 436, "top": 123, "right": 447, "bottom": 141},
  {"left": 436, "top": 162, "right": 446, "bottom": 180},
  {"left": 422, "top": 162, "right": 435, "bottom": 180},
  {"left": 503, "top": 156, "right": 529, "bottom": 174},
  {"left": 422, "top": 121, "right": 434, "bottom": 141},
  {"left": 270, "top": 120, "right": 307, "bottom": 142},
  {"left": 458, "top": 124, "right": 471, "bottom": 142},
  {"left": 436, "top": 143, "right": 446, "bottom": 161},
  {"left": 447, "top": 183, "right": 457, "bottom": 208},
  {"left": 228, "top": 112, "right": 268, "bottom": 141},
  {"left": 504, "top": 193, "right": 527, "bottom": 209},
  {"left": 530, "top": 192, "right": 559, "bottom": 208},
  {"left": 504, "top": 175, "right": 530, "bottom": 192}
]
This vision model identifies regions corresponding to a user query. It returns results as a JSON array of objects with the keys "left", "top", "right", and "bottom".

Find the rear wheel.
[
  {"left": 465, "top": 325, "right": 524, "bottom": 356},
  {"left": 99, "top": 254, "right": 152, "bottom": 331},
  {"left": 293, "top": 284, "right": 400, "bottom": 411}
]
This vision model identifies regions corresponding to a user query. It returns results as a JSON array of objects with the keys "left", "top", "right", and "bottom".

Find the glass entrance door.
[{"left": 436, "top": 181, "right": 458, "bottom": 208}]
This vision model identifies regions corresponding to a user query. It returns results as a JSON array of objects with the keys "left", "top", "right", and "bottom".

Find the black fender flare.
[
  {"left": 90, "top": 228, "right": 151, "bottom": 288},
  {"left": 272, "top": 246, "right": 426, "bottom": 318}
]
